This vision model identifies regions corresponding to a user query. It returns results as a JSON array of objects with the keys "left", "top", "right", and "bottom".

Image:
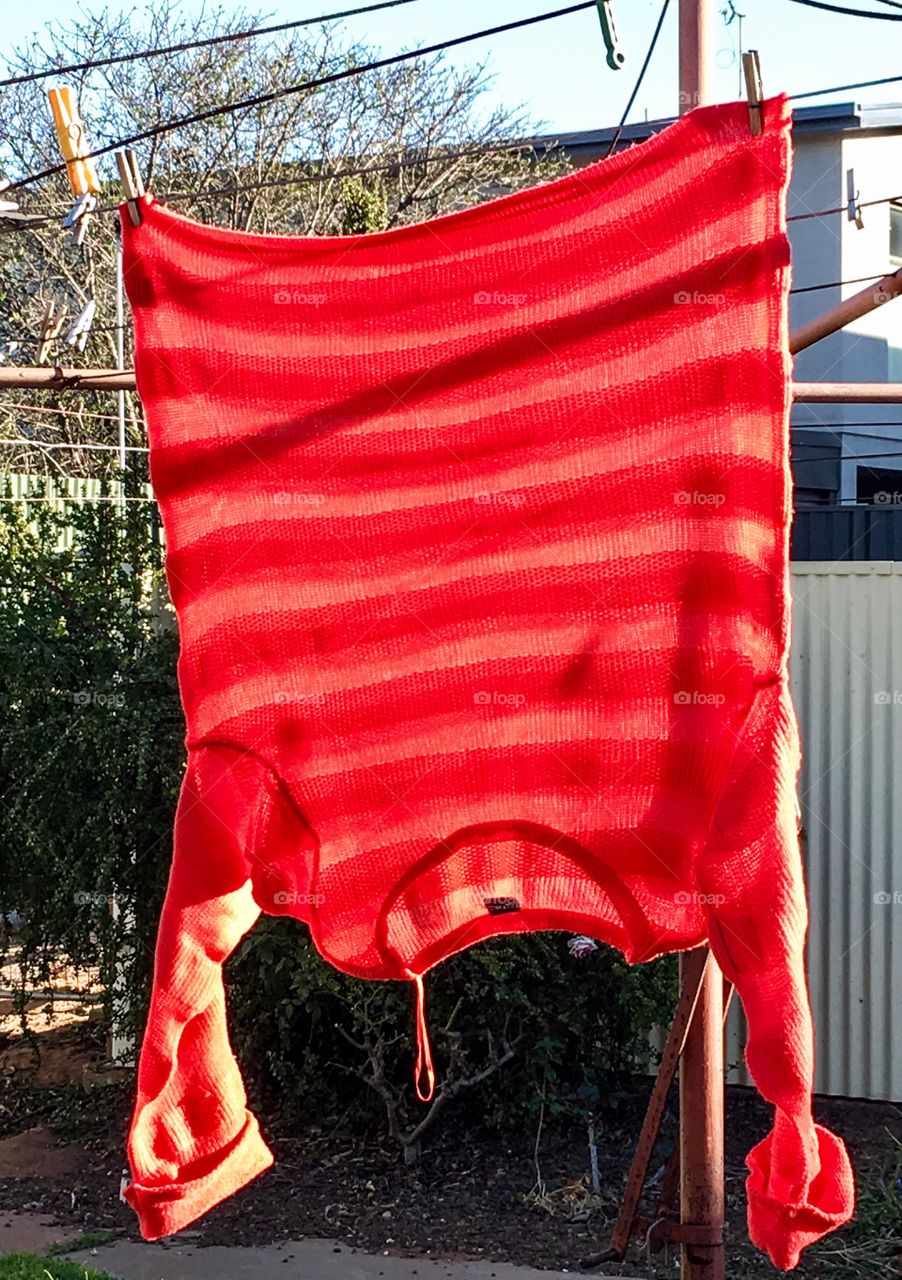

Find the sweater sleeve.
[
  {"left": 124, "top": 746, "right": 274, "bottom": 1240},
  {"left": 699, "top": 679, "right": 855, "bottom": 1270}
]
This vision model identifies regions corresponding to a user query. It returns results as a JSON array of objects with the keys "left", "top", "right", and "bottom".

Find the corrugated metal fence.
[{"left": 728, "top": 561, "right": 902, "bottom": 1101}]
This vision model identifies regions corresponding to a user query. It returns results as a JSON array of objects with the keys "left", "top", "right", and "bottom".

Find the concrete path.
[
  {"left": 0, "top": 1213, "right": 644, "bottom": 1280},
  {"left": 63, "top": 1236, "right": 644, "bottom": 1280},
  {"left": 0, "top": 1210, "right": 82, "bottom": 1255}
]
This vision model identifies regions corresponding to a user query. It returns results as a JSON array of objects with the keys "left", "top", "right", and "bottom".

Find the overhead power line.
[
  {"left": 786, "top": 0, "right": 902, "bottom": 17},
  {"left": 0, "top": 0, "right": 425, "bottom": 89},
  {"left": 5, "top": 3, "right": 596, "bottom": 193}
]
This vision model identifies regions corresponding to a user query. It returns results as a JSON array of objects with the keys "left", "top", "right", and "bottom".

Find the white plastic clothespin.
[
  {"left": 742, "top": 50, "right": 764, "bottom": 136},
  {"left": 116, "top": 150, "right": 145, "bottom": 226},
  {"left": 846, "top": 169, "right": 864, "bottom": 230},
  {"left": 65, "top": 297, "right": 96, "bottom": 352},
  {"left": 0, "top": 179, "right": 19, "bottom": 214},
  {"left": 63, "top": 191, "right": 97, "bottom": 247},
  {"left": 36, "top": 300, "right": 68, "bottom": 364}
]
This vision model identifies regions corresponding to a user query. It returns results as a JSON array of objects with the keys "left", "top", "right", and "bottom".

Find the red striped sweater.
[{"left": 121, "top": 94, "right": 853, "bottom": 1267}]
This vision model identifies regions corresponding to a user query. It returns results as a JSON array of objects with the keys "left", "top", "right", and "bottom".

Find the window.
[
  {"left": 890, "top": 203, "right": 902, "bottom": 264},
  {"left": 856, "top": 465, "right": 902, "bottom": 505}
]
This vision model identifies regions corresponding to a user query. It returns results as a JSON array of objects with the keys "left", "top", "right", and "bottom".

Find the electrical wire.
[
  {"left": 786, "top": 0, "right": 902, "bottom": 17},
  {"left": 606, "top": 0, "right": 671, "bottom": 158},
  {"left": 5, "top": 3, "right": 596, "bottom": 193},
  {"left": 0, "top": 0, "right": 426, "bottom": 89}
]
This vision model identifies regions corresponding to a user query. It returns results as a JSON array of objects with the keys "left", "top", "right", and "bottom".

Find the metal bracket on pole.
[{"left": 595, "top": 1, "right": 626, "bottom": 69}]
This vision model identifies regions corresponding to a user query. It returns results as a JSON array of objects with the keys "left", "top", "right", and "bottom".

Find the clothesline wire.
[
  {"left": 0, "top": 141, "right": 564, "bottom": 243},
  {"left": 789, "top": 272, "right": 888, "bottom": 293},
  {"left": 0, "top": 493, "right": 154, "bottom": 503},
  {"left": 5, "top": 146, "right": 902, "bottom": 244},
  {"left": 0, "top": 400, "right": 136, "bottom": 426},
  {"left": 788, "top": 191, "right": 902, "bottom": 221},
  {"left": 4, "top": 2, "right": 597, "bottom": 193},
  {"left": 0, "top": 438, "right": 148, "bottom": 453},
  {"left": 8, "top": 430, "right": 902, "bottom": 464},
  {"left": 7, "top": 492, "right": 898, "bottom": 506},
  {"left": 0, "top": 140, "right": 583, "bottom": 236},
  {"left": 0, "top": 0, "right": 425, "bottom": 89},
  {"left": 790, "top": 447, "right": 902, "bottom": 462},
  {"left": 789, "top": 69, "right": 902, "bottom": 99}
]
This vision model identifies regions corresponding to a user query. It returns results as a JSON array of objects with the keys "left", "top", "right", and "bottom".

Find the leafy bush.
[
  {"left": 1, "top": 480, "right": 676, "bottom": 1142},
  {"left": 0, "top": 479, "right": 181, "bottom": 1041},
  {"left": 229, "top": 919, "right": 676, "bottom": 1149}
]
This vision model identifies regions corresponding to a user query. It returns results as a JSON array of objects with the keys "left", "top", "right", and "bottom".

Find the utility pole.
[
  {"left": 677, "top": 9, "right": 726, "bottom": 1279},
  {"left": 679, "top": 0, "right": 712, "bottom": 113}
]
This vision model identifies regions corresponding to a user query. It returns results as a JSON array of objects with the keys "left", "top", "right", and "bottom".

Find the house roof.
[{"left": 535, "top": 100, "right": 902, "bottom": 162}]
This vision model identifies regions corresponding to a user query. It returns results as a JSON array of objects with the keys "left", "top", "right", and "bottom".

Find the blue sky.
[{"left": 3, "top": 0, "right": 902, "bottom": 134}]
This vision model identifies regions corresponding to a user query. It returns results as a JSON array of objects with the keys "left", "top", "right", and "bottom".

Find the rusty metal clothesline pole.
[
  {"left": 790, "top": 267, "right": 902, "bottom": 354},
  {"left": 677, "top": 4, "right": 726, "bottom": 1280}
]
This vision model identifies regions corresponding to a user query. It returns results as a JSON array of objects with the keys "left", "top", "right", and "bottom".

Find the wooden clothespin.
[
  {"left": 47, "top": 87, "right": 100, "bottom": 196},
  {"left": 595, "top": 1, "right": 625, "bottom": 70},
  {"left": 116, "top": 150, "right": 145, "bottom": 226},
  {"left": 742, "top": 50, "right": 763, "bottom": 135},
  {"left": 846, "top": 169, "right": 864, "bottom": 230},
  {"left": 36, "top": 300, "right": 68, "bottom": 364}
]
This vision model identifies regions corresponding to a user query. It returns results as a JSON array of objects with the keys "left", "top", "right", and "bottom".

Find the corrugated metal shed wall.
[{"left": 727, "top": 562, "right": 902, "bottom": 1101}]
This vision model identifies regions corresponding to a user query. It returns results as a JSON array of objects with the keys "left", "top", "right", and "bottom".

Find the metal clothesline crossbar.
[{"left": 2, "top": 368, "right": 899, "bottom": 402}]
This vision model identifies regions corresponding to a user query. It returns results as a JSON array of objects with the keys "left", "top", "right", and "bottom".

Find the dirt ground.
[{"left": 0, "top": 1017, "right": 899, "bottom": 1280}]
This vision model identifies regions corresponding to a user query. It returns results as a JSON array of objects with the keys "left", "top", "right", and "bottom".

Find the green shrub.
[
  {"left": 0, "top": 479, "right": 181, "bottom": 1042},
  {"left": 229, "top": 919, "right": 676, "bottom": 1147},
  {"left": 1, "top": 480, "right": 676, "bottom": 1143}
]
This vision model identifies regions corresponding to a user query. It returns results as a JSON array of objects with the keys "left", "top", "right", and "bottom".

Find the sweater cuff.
[
  {"left": 125, "top": 1112, "right": 274, "bottom": 1240},
  {"left": 746, "top": 1123, "right": 855, "bottom": 1270}
]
